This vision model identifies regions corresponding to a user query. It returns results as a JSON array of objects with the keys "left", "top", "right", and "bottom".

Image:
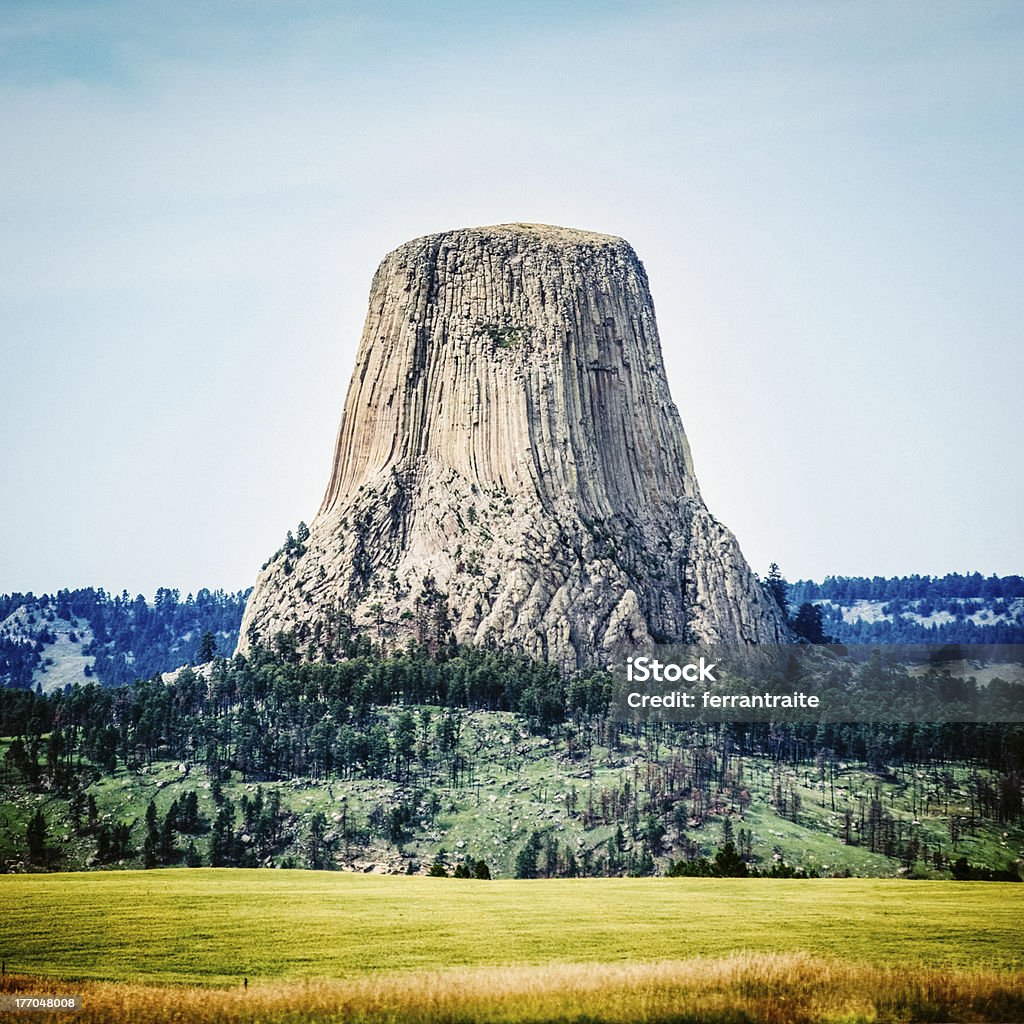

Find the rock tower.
[{"left": 239, "top": 224, "right": 788, "bottom": 667}]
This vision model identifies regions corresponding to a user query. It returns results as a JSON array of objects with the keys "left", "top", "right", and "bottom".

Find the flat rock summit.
[{"left": 239, "top": 223, "right": 788, "bottom": 667}]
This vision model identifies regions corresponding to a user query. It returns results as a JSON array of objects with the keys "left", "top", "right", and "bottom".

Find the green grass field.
[{"left": 2, "top": 870, "right": 1022, "bottom": 985}]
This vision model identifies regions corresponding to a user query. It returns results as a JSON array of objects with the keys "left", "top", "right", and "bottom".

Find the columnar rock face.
[{"left": 239, "top": 224, "right": 788, "bottom": 667}]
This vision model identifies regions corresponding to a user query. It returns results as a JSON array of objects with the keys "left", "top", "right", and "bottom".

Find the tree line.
[{"left": 789, "top": 573, "right": 1024, "bottom": 604}]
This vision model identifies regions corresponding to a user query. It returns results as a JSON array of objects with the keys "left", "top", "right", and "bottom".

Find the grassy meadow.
[{"left": 2, "top": 870, "right": 1024, "bottom": 1021}]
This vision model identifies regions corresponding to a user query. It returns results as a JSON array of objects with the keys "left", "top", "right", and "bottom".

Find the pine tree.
[
  {"left": 143, "top": 799, "right": 160, "bottom": 868},
  {"left": 26, "top": 807, "right": 47, "bottom": 865},
  {"left": 765, "top": 563, "right": 789, "bottom": 618},
  {"left": 633, "top": 844, "right": 655, "bottom": 876},
  {"left": 307, "top": 812, "right": 328, "bottom": 870},
  {"left": 791, "top": 603, "right": 829, "bottom": 644},
  {"left": 198, "top": 631, "right": 217, "bottom": 664},
  {"left": 160, "top": 799, "right": 178, "bottom": 864},
  {"left": 514, "top": 831, "right": 543, "bottom": 879},
  {"left": 713, "top": 842, "right": 748, "bottom": 877},
  {"left": 210, "top": 803, "right": 235, "bottom": 867}
]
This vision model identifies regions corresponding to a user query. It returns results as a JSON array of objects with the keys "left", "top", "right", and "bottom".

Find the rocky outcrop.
[{"left": 239, "top": 224, "right": 788, "bottom": 667}]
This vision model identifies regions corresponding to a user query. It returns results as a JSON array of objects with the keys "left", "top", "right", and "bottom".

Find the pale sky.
[{"left": 3, "top": 1, "right": 1022, "bottom": 598}]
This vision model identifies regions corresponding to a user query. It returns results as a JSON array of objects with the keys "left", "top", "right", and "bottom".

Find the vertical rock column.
[{"left": 239, "top": 224, "right": 788, "bottom": 667}]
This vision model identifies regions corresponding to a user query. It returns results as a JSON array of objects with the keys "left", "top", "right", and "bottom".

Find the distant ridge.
[
  {"left": 0, "top": 588, "right": 248, "bottom": 690},
  {"left": 788, "top": 573, "right": 1024, "bottom": 644},
  {"left": 2, "top": 574, "right": 1021, "bottom": 692}
]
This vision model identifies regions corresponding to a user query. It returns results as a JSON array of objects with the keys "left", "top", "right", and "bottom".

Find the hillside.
[
  {"left": 785, "top": 573, "right": 1024, "bottom": 644},
  {"left": 2, "top": 644, "right": 1021, "bottom": 881},
  {"left": 0, "top": 588, "right": 248, "bottom": 692}
]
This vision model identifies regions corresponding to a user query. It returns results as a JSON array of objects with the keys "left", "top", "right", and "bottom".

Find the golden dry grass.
[{"left": 3, "top": 953, "right": 1024, "bottom": 1024}]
